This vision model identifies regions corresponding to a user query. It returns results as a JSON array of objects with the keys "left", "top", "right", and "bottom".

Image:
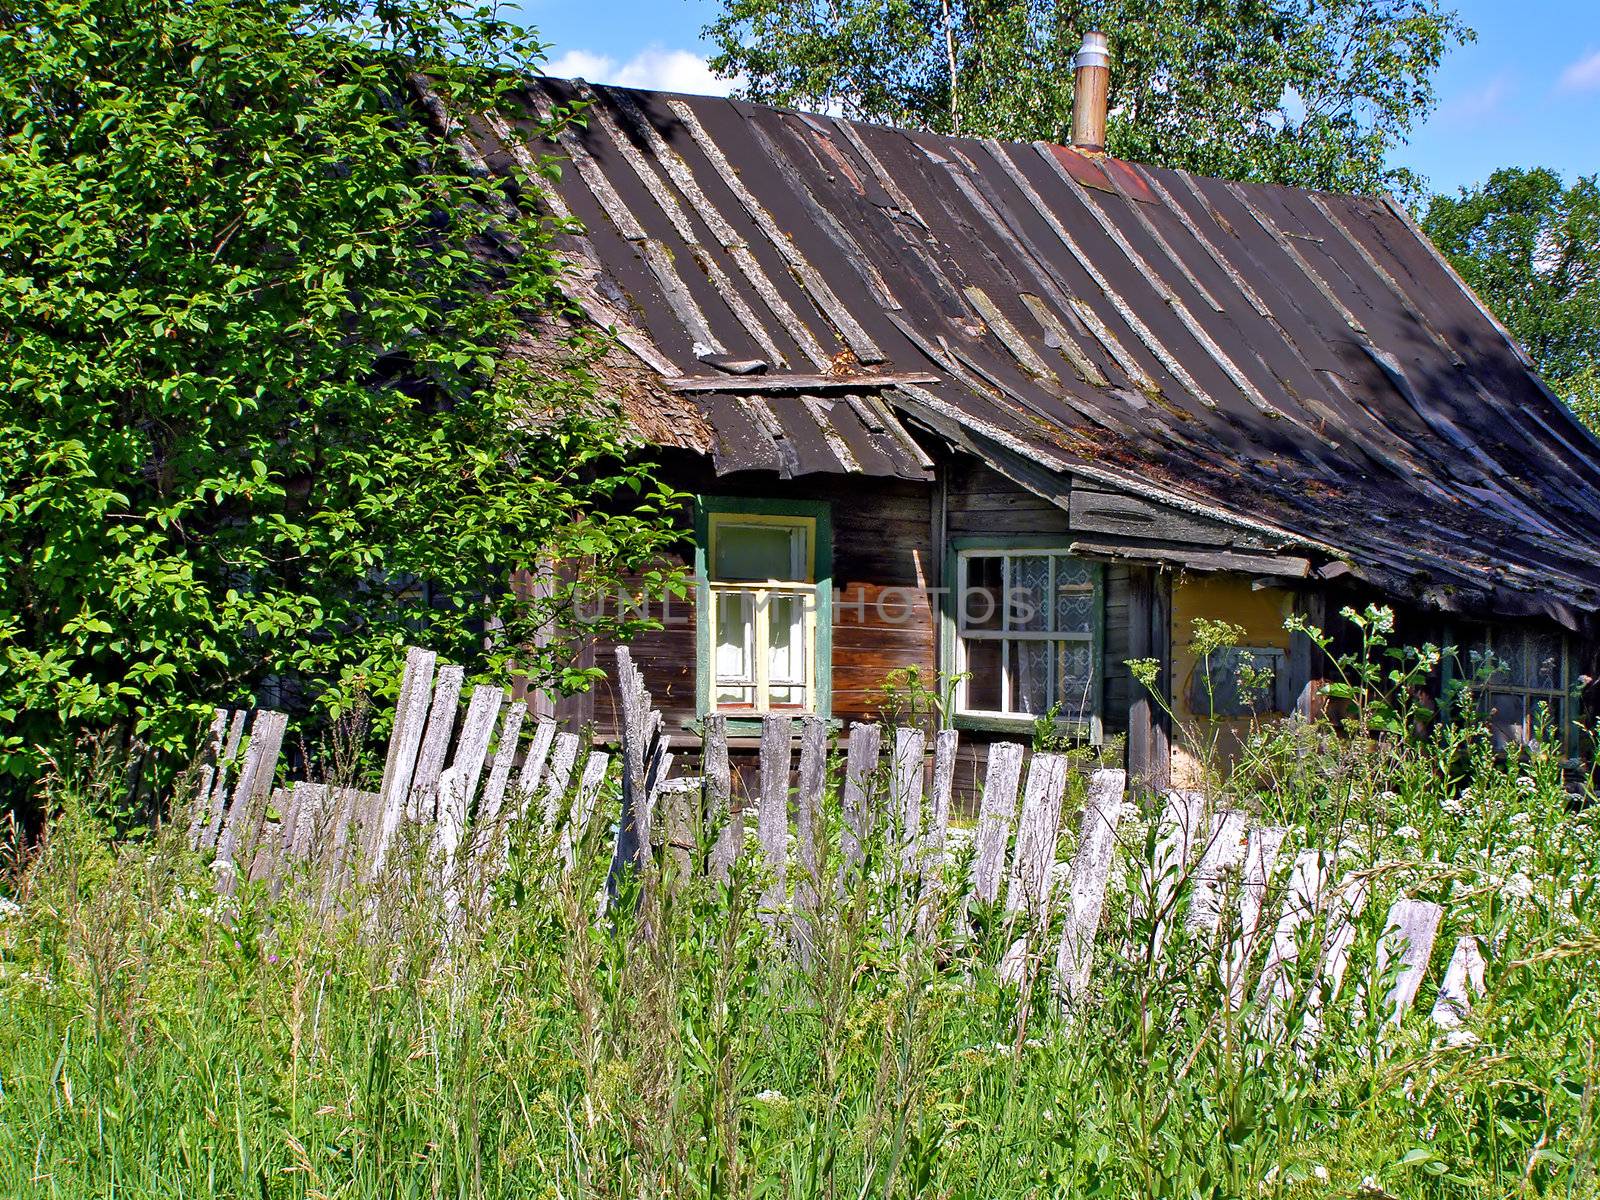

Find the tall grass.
[{"left": 3, "top": 630, "right": 1599, "bottom": 1197}]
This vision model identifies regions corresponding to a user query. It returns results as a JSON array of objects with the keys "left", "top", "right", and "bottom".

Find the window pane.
[
  {"left": 1056, "top": 641, "right": 1095, "bottom": 722},
  {"left": 1010, "top": 639, "right": 1050, "bottom": 716},
  {"left": 768, "top": 685, "right": 805, "bottom": 708},
  {"left": 965, "top": 638, "right": 1003, "bottom": 711},
  {"left": 767, "top": 593, "right": 806, "bottom": 685},
  {"left": 962, "top": 556, "right": 1003, "bottom": 631},
  {"left": 1529, "top": 632, "right": 1561, "bottom": 691},
  {"left": 715, "top": 591, "right": 753, "bottom": 685},
  {"left": 717, "top": 685, "right": 755, "bottom": 707},
  {"left": 1487, "top": 692, "right": 1525, "bottom": 749},
  {"left": 1009, "top": 556, "right": 1050, "bottom": 632},
  {"left": 1054, "top": 558, "right": 1095, "bottom": 634},
  {"left": 714, "top": 523, "right": 803, "bottom": 582},
  {"left": 1487, "top": 630, "right": 1524, "bottom": 686}
]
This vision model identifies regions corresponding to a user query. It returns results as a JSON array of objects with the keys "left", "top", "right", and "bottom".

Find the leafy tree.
[
  {"left": 1422, "top": 168, "right": 1600, "bottom": 429},
  {"left": 0, "top": 0, "right": 680, "bottom": 806},
  {"left": 704, "top": 0, "right": 1470, "bottom": 199}
]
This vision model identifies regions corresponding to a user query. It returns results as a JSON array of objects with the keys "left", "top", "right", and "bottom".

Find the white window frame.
[
  {"left": 707, "top": 512, "right": 819, "bottom": 715},
  {"left": 953, "top": 547, "right": 1102, "bottom": 736}
]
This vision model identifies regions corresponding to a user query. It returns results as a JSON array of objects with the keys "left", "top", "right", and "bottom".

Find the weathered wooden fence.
[{"left": 182, "top": 646, "right": 1485, "bottom": 1034}]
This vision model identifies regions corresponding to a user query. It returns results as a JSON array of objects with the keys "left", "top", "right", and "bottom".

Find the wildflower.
[
  {"left": 1312, "top": 1165, "right": 1330, "bottom": 1182},
  {"left": 0, "top": 897, "right": 20, "bottom": 921},
  {"left": 752, "top": 1089, "right": 786, "bottom": 1103},
  {"left": 1392, "top": 825, "right": 1420, "bottom": 842},
  {"left": 1516, "top": 775, "right": 1537, "bottom": 795},
  {"left": 1505, "top": 873, "right": 1534, "bottom": 900}
]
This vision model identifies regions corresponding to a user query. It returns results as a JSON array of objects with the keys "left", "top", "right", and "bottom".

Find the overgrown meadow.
[{"left": 2, "top": 619, "right": 1598, "bottom": 1199}]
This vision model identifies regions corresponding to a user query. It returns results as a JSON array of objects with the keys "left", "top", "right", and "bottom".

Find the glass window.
[
  {"left": 1473, "top": 628, "right": 1573, "bottom": 751},
  {"left": 956, "top": 550, "right": 1101, "bottom": 726},
  {"left": 707, "top": 514, "right": 817, "bottom": 713}
]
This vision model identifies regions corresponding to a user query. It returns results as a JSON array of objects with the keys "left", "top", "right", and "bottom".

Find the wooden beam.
[
  {"left": 1126, "top": 566, "right": 1172, "bottom": 790},
  {"left": 1287, "top": 589, "right": 1328, "bottom": 719},
  {"left": 1069, "top": 538, "right": 1311, "bottom": 578}
]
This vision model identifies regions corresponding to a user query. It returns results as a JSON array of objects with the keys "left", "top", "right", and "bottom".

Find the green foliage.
[
  {"left": 704, "top": 0, "right": 1471, "bottom": 198},
  {"left": 1422, "top": 167, "right": 1600, "bottom": 427},
  {"left": 0, "top": 0, "right": 682, "bottom": 800}
]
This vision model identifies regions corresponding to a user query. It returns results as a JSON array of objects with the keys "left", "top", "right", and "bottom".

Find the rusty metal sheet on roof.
[{"left": 446, "top": 76, "right": 1600, "bottom": 624}]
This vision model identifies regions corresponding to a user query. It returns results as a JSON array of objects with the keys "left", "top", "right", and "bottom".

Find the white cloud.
[
  {"left": 544, "top": 45, "right": 737, "bottom": 97},
  {"left": 1558, "top": 49, "right": 1600, "bottom": 93},
  {"left": 1436, "top": 74, "right": 1512, "bottom": 124},
  {"left": 545, "top": 49, "right": 618, "bottom": 80}
]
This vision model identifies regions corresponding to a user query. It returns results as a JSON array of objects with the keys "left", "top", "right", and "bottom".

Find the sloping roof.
[{"left": 446, "top": 77, "right": 1600, "bottom": 627}]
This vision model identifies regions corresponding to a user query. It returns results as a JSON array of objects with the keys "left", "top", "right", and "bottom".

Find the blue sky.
[{"left": 512, "top": 0, "right": 1600, "bottom": 196}]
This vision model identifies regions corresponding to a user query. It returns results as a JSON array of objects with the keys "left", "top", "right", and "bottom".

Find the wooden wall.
[
  {"left": 940, "top": 455, "right": 1137, "bottom": 736},
  {"left": 570, "top": 471, "right": 935, "bottom": 742}
]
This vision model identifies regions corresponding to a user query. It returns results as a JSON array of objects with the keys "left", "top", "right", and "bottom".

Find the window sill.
[
  {"left": 953, "top": 712, "right": 1098, "bottom": 742},
  {"left": 686, "top": 714, "right": 841, "bottom": 738}
]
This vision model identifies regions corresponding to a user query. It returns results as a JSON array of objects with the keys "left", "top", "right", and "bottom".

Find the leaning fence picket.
[
  {"left": 1430, "top": 934, "right": 1486, "bottom": 1029},
  {"left": 1144, "top": 789, "right": 1206, "bottom": 961},
  {"left": 542, "top": 734, "right": 581, "bottom": 832},
  {"left": 411, "top": 664, "right": 464, "bottom": 821},
  {"left": 1376, "top": 898, "right": 1444, "bottom": 1024},
  {"left": 1301, "top": 870, "right": 1370, "bottom": 1039},
  {"left": 923, "top": 729, "right": 958, "bottom": 882},
  {"left": 478, "top": 705, "right": 525, "bottom": 826},
  {"left": 840, "top": 723, "right": 881, "bottom": 879},
  {"left": 794, "top": 715, "right": 829, "bottom": 920},
  {"left": 757, "top": 715, "right": 794, "bottom": 919},
  {"left": 705, "top": 716, "right": 741, "bottom": 884},
  {"left": 1187, "top": 809, "right": 1248, "bottom": 939},
  {"left": 890, "top": 727, "right": 925, "bottom": 883},
  {"left": 200, "top": 709, "right": 248, "bottom": 851},
  {"left": 1224, "top": 825, "right": 1288, "bottom": 1008},
  {"left": 998, "top": 752, "right": 1070, "bottom": 983},
  {"left": 1054, "top": 769, "right": 1128, "bottom": 1001},
  {"left": 371, "top": 648, "right": 436, "bottom": 874},
  {"left": 608, "top": 647, "right": 654, "bottom": 894},
  {"left": 216, "top": 710, "right": 288, "bottom": 871},
  {"left": 187, "top": 709, "right": 230, "bottom": 847},
  {"left": 561, "top": 750, "right": 611, "bottom": 871},
  {"left": 515, "top": 720, "right": 558, "bottom": 816},
  {"left": 969, "top": 741, "right": 1024, "bottom": 908},
  {"left": 1256, "top": 848, "right": 1328, "bottom": 1017}
]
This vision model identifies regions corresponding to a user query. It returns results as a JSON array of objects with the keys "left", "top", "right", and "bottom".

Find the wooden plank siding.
[{"left": 573, "top": 472, "right": 936, "bottom": 741}]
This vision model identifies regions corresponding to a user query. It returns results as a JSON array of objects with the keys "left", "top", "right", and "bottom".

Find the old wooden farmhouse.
[{"left": 429, "top": 37, "right": 1600, "bottom": 786}]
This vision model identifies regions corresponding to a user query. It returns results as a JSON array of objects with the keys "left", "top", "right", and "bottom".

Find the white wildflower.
[
  {"left": 0, "top": 896, "right": 20, "bottom": 921},
  {"left": 752, "top": 1089, "right": 786, "bottom": 1104},
  {"left": 1393, "top": 825, "right": 1420, "bottom": 842},
  {"left": 1516, "top": 775, "right": 1537, "bottom": 795},
  {"left": 1312, "top": 1165, "right": 1330, "bottom": 1182},
  {"left": 1505, "top": 873, "right": 1534, "bottom": 901}
]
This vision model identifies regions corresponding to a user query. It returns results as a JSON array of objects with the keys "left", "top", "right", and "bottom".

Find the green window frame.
[
  {"left": 694, "top": 497, "right": 833, "bottom": 726},
  {"left": 940, "top": 537, "right": 1105, "bottom": 740}
]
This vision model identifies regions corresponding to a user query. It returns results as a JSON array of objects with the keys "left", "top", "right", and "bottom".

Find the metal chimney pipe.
[{"left": 1071, "top": 31, "right": 1110, "bottom": 153}]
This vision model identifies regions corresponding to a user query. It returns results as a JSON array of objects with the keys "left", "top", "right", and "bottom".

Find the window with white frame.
[
  {"left": 707, "top": 513, "right": 818, "bottom": 713},
  {"left": 1474, "top": 628, "right": 1573, "bottom": 750},
  {"left": 955, "top": 549, "right": 1100, "bottom": 726}
]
